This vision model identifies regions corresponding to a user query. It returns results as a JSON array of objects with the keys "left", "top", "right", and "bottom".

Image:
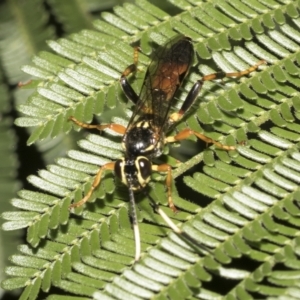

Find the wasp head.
[{"left": 114, "top": 156, "right": 152, "bottom": 191}]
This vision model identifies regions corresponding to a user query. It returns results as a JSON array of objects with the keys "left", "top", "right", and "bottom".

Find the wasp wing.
[{"left": 126, "top": 36, "right": 194, "bottom": 135}]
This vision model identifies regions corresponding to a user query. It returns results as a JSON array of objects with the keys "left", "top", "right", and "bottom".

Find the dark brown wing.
[{"left": 126, "top": 35, "right": 194, "bottom": 134}]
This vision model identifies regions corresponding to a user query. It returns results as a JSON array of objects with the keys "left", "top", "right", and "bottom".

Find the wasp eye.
[
  {"left": 114, "top": 159, "right": 124, "bottom": 180},
  {"left": 136, "top": 157, "right": 152, "bottom": 182}
]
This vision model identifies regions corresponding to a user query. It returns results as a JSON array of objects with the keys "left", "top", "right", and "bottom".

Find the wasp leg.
[
  {"left": 170, "top": 60, "right": 266, "bottom": 122},
  {"left": 69, "top": 116, "right": 126, "bottom": 135},
  {"left": 165, "top": 129, "right": 235, "bottom": 150},
  {"left": 168, "top": 60, "right": 266, "bottom": 148},
  {"left": 69, "top": 162, "right": 115, "bottom": 208},
  {"left": 120, "top": 46, "right": 141, "bottom": 104},
  {"left": 152, "top": 164, "right": 177, "bottom": 213}
]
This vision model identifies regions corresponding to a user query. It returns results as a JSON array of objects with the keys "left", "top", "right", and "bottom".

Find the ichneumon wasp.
[{"left": 69, "top": 35, "right": 265, "bottom": 261}]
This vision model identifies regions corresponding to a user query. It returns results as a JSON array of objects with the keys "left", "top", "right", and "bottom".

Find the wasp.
[{"left": 69, "top": 35, "right": 265, "bottom": 261}]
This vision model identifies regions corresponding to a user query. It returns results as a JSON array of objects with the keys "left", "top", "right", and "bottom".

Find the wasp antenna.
[
  {"left": 128, "top": 186, "right": 141, "bottom": 261},
  {"left": 146, "top": 193, "right": 211, "bottom": 255},
  {"left": 146, "top": 194, "right": 182, "bottom": 234},
  {"left": 133, "top": 222, "right": 141, "bottom": 262},
  {"left": 154, "top": 203, "right": 182, "bottom": 234}
]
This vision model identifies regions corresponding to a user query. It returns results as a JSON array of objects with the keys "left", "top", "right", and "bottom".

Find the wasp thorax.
[
  {"left": 114, "top": 156, "right": 152, "bottom": 190},
  {"left": 124, "top": 121, "right": 161, "bottom": 157}
]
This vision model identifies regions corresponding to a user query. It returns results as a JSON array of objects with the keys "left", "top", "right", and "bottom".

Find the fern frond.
[
  {"left": 0, "top": 69, "right": 20, "bottom": 293},
  {"left": 0, "top": 0, "right": 54, "bottom": 83},
  {"left": 2, "top": 0, "right": 300, "bottom": 299},
  {"left": 47, "top": 0, "right": 94, "bottom": 34}
]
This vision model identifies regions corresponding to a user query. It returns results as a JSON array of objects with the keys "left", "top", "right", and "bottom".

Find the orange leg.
[
  {"left": 222, "top": 59, "right": 266, "bottom": 78},
  {"left": 120, "top": 46, "right": 141, "bottom": 105},
  {"left": 69, "top": 116, "right": 126, "bottom": 135},
  {"left": 18, "top": 80, "right": 32, "bottom": 87},
  {"left": 69, "top": 162, "right": 115, "bottom": 209},
  {"left": 167, "top": 62, "right": 267, "bottom": 150},
  {"left": 169, "top": 60, "right": 266, "bottom": 123},
  {"left": 152, "top": 164, "right": 177, "bottom": 213},
  {"left": 121, "top": 46, "right": 140, "bottom": 77},
  {"left": 165, "top": 128, "right": 235, "bottom": 151}
]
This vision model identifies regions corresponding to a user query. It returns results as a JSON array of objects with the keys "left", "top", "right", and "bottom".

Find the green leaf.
[{"left": 2, "top": 0, "right": 300, "bottom": 299}]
